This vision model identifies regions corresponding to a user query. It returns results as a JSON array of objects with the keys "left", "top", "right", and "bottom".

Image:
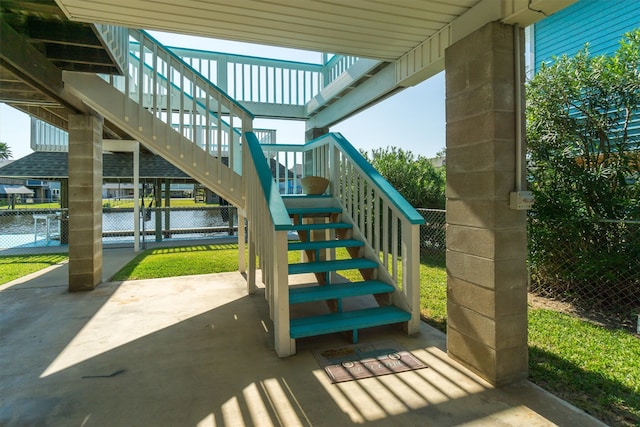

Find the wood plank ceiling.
[
  {"left": 53, "top": 0, "right": 480, "bottom": 61},
  {"left": 2, "top": 0, "right": 576, "bottom": 134}
]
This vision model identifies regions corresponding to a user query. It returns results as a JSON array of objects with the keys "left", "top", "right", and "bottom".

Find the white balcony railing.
[{"left": 164, "top": 46, "right": 323, "bottom": 108}]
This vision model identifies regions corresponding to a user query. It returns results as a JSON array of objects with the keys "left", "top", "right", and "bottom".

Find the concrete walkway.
[{"left": 0, "top": 248, "right": 605, "bottom": 426}]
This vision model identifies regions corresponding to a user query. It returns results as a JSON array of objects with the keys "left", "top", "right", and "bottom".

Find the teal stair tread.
[
  {"left": 288, "top": 207, "right": 342, "bottom": 215},
  {"left": 289, "top": 280, "right": 394, "bottom": 304},
  {"left": 288, "top": 258, "right": 377, "bottom": 274},
  {"left": 288, "top": 239, "right": 363, "bottom": 251},
  {"left": 282, "top": 194, "right": 332, "bottom": 199},
  {"left": 281, "top": 222, "right": 352, "bottom": 232},
  {"left": 290, "top": 306, "right": 411, "bottom": 339}
]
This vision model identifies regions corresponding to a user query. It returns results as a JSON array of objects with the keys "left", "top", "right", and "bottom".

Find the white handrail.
[{"left": 259, "top": 133, "right": 424, "bottom": 332}]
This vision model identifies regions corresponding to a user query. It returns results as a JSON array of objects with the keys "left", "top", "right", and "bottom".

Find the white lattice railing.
[{"left": 259, "top": 133, "right": 425, "bottom": 333}]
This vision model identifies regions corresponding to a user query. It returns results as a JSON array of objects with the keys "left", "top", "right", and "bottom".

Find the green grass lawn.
[
  {"left": 0, "top": 198, "right": 211, "bottom": 210},
  {"left": 103, "top": 198, "right": 214, "bottom": 208},
  {"left": 0, "top": 253, "right": 68, "bottom": 284},
  {"left": 528, "top": 309, "right": 639, "bottom": 426},
  {"left": 2, "top": 244, "right": 636, "bottom": 425},
  {"left": 112, "top": 243, "right": 301, "bottom": 281},
  {"left": 2, "top": 202, "right": 62, "bottom": 209}
]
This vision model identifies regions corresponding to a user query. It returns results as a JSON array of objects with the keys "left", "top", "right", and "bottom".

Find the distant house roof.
[
  {"left": 0, "top": 185, "right": 34, "bottom": 195},
  {"left": 0, "top": 151, "right": 292, "bottom": 182},
  {"left": 0, "top": 152, "right": 191, "bottom": 181}
]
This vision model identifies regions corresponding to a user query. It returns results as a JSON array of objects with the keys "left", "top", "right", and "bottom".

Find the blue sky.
[{"left": 0, "top": 31, "right": 445, "bottom": 160}]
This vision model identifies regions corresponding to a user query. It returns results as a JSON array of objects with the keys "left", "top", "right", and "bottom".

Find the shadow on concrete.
[{"left": 0, "top": 269, "right": 607, "bottom": 426}]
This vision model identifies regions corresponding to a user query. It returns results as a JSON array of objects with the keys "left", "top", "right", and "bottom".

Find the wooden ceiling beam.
[
  {"left": 44, "top": 44, "right": 114, "bottom": 65},
  {"left": 0, "top": 0, "right": 67, "bottom": 19},
  {"left": 9, "top": 104, "right": 69, "bottom": 130},
  {"left": 0, "top": 17, "right": 86, "bottom": 113},
  {"left": 26, "top": 18, "right": 102, "bottom": 48},
  {"left": 0, "top": 81, "right": 58, "bottom": 104},
  {"left": 50, "top": 62, "right": 118, "bottom": 74}
]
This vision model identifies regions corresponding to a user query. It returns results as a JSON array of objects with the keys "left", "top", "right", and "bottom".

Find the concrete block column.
[
  {"left": 305, "top": 126, "right": 329, "bottom": 142},
  {"left": 444, "top": 22, "right": 528, "bottom": 386},
  {"left": 68, "top": 115, "right": 103, "bottom": 292}
]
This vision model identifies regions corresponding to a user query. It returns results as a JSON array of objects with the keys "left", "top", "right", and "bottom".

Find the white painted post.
[
  {"left": 104, "top": 140, "right": 140, "bottom": 252},
  {"left": 248, "top": 231, "right": 257, "bottom": 294},
  {"left": 402, "top": 221, "right": 421, "bottom": 334},
  {"left": 217, "top": 55, "right": 228, "bottom": 93},
  {"left": 133, "top": 143, "right": 140, "bottom": 252},
  {"left": 273, "top": 230, "right": 294, "bottom": 357},
  {"left": 238, "top": 212, "right": 246, "bottom": 274}
]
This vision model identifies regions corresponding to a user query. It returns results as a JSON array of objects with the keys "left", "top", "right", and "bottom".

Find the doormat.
[{"left": 313, "top": 341, "right": 427, "bottom": 383}]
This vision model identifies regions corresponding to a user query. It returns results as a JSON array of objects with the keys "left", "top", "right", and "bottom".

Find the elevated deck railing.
[
  {"left": 30, "top": 116, "right": 276, "bottom": 152},
  {"left": 259, "top": 132, "right": 426, "bottom": 335},
  {"left": 165, "top": 46, "right": 323, "bottom": 108},
  {"left": 167, "top": 47, "right": 365, "bottom": 113}
]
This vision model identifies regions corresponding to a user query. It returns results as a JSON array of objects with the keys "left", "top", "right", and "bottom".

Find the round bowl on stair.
[{"left": 301, "top": 176, "right": 329, "bottom": 195}]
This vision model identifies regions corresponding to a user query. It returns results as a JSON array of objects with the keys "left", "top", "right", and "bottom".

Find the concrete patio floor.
[{"left": 0, "top": 248, "right": 606, "bottom": 426}]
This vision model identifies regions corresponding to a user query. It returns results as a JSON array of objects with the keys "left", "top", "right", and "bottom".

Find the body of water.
[{"left": 0, "top": 207, "right": 237, "bottom": 248}]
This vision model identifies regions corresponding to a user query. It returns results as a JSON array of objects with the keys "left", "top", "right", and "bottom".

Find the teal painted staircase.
[{"left": 281, "top": 195, "right": 411, "bottom": 343}]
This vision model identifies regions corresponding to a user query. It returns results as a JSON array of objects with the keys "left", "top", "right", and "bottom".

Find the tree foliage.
[
  {"left": 527, "top": 29, "right": 640, "bottom": 221},
  {"left": 0, "top": 142, "right": 12, "bottom": 160},
  {"left": 361, "top": 146, "right": 446, "bottom": 209},
  {"left": 526, "top": 29, "right": 640, "bottom": 313}
]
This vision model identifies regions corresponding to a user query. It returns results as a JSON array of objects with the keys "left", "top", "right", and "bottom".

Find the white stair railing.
[
  {"left": 260, "top": 133, "right": 425, "bottom": 333},
  {"left": 244, "top": 132, "right": 294, "bottom": 357},
  {"left": 99, "top": 29, "right": 254, "bottom": 184}
]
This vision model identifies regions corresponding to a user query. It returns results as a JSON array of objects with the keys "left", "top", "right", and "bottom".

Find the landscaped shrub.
[{"left": 526, "top": 29, "right": 640, "bottom": 322}]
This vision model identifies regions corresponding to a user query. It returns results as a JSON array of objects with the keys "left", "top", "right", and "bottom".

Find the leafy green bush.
[
  {"left": 526, "top": 30, "right": 640, "bottom": 316},
  {"left": 361, "top": 146, "right": 446, "bottom": 209}
]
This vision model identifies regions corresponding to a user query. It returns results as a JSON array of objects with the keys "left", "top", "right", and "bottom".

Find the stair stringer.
[
  {"left": 62, "top": 71, "right": 245, "bottom": 208},
  {"left": 331, "top": 198, "right": 419, "bottom": 329}
]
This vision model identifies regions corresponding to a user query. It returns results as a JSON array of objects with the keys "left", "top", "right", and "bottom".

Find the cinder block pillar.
[
  {"left": 445, "top": 22, "right": 528, "bottom": 386},
  {"left": 305, "top": 126, "right": 329, "bottom": 142},
  {"left": 68, "top": 115, "right": 103, "bottom": 292}
]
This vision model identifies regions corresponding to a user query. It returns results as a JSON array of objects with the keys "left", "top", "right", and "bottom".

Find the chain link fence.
[
  {"left": 415, "top": 208, "right": 639, "bottom": 329},
  {"left": 416, "top": 208, "right": 446, "bottom": 265},
  {"left": 3, "top": 204, "right": 636, "bottom": 328},
  {"left": 528, "top": 218, "right": 640, "bottom": 329},
  {"left": 0, "top": 206, "right": 238, "bottom": 254},
  {"left": 0, "top": 198, "right": 61, "bottom": 209}
]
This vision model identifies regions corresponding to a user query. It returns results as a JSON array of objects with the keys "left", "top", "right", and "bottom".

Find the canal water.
[{"left": 0, "top": 207, "right": 236, "bottom": 248}]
